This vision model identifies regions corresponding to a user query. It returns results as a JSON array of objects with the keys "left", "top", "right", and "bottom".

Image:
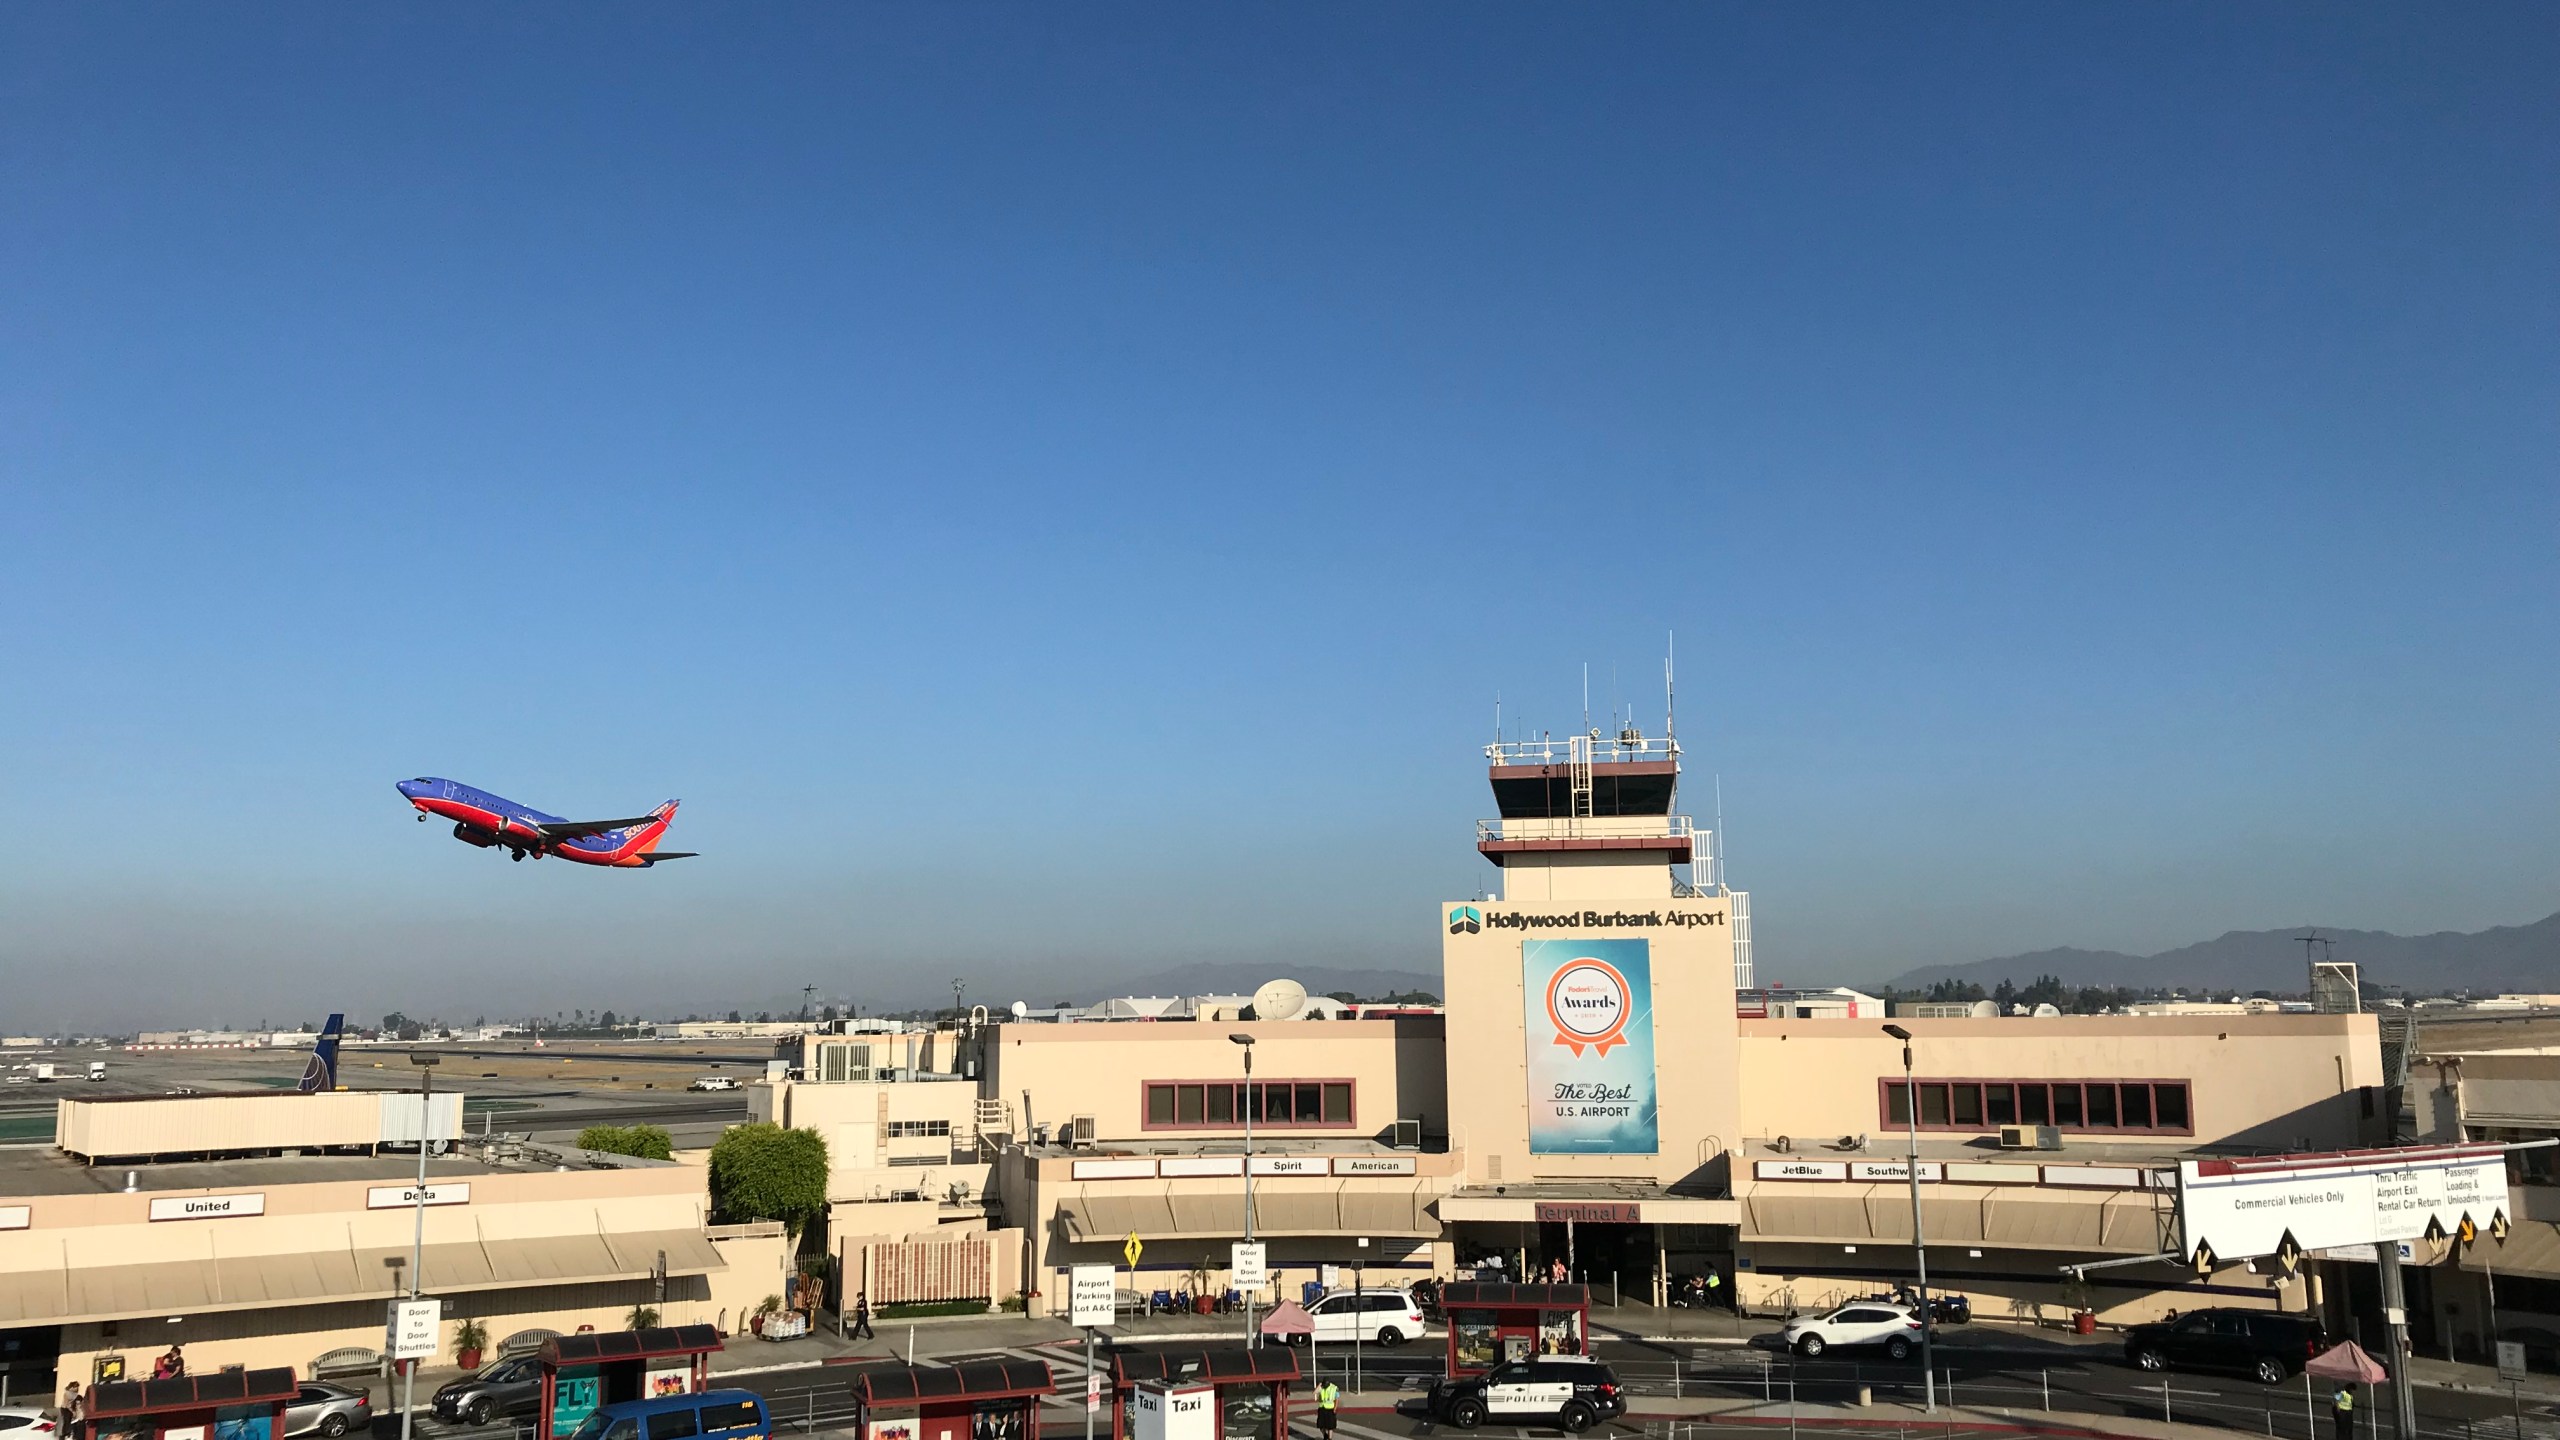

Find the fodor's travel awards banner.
[{"left": 1523, "top": 937, "right": 1659, "bottom": 1154}]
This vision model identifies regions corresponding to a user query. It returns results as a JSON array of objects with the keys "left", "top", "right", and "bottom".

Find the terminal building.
[{"left": 752, "top": 723, "right": 2389, "bottom": 1331}]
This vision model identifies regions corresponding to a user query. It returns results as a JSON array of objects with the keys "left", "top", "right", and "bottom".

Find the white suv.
[
  {"left": 1782, "top": 1302, "right": 1923, "bottom": 1359},
  {"left": 1306, "top": 1287, "right": 1427, "bottom": 1346}
]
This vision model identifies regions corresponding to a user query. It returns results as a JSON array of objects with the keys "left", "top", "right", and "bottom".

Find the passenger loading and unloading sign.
[{"left": 1524, "top": 938, "right": 1658, "bottom": 1154}]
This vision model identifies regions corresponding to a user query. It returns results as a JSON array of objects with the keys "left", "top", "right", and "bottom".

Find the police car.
[{"left": 1428, "top": 1354, "right": 1625, "bottom": 1432}]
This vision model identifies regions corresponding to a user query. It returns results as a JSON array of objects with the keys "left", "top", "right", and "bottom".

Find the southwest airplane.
[{"left": 397, "top": 778, "right": 697, "bottom": 867}]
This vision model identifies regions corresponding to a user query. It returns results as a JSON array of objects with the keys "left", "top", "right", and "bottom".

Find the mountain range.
[{"left": 1887, "top": 910, "right": 2560, "bottom": 996}]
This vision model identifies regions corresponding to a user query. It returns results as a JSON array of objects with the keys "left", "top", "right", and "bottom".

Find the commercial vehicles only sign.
[{"left": 2179, "top": 1144, "right": 2509, "bottom": 1267}]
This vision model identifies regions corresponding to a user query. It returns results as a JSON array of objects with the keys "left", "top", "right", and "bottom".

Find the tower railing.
[
  {"left": 1484, "top": 732, "right": 1680, "bottom": 766},
  {"left": 1478, "top": 814, "right": 1700, "bottom": 845}
]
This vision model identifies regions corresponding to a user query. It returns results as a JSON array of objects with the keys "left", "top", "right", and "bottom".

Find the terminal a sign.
[{"left": 1534, "top": 1203, "right": 1641, "bottom": 1224}]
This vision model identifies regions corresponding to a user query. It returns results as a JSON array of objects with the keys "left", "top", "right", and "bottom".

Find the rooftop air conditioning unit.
[
  {"left": 1068, "top": 1115, "right": 1097, "bottom": 1149},
  {"left": 1391, "top": 1119, "right": 1422, "bottom": 1151},
  {"left": 1997, "top": 1124, "right": 2061, "bottom": 1151}
]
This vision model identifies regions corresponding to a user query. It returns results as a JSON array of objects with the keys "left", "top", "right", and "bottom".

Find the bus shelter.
[
  {"left": 536, "top": 1326, "right": 723, "bottom": 1440},
  {"left": 1440, "top": 1282, "right": 1590, "bottom": 1377},
  {"left": 836, "top": 1360, "right": 1056, "bottom": 1440},
  {"left": 1109, "top": 1348, "right": 1298, "bottom": 1440},
  {"left": 86, "top": 1368, "right": 299, "bottom": 1440}
]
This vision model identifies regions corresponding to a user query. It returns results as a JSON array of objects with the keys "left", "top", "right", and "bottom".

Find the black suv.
[
  {"left": 2125, "top": 1309, "right": 2327, "bottom": 1385},
  {"left": 431, "top": 1354, "right": 544, "bottom": 1425},
  {"left": 1429, "top": 1355, "right": 1626, "bottom": 1432}
]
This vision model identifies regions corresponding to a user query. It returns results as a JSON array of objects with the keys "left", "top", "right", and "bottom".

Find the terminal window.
[
  {"left": 1883, "top": 1079, "right": 2192, "bottom": 1135},
  {"left": 885, "top": 1120, "right": 952, "bottom": 1138},
  {"left": 1143, "top": 1079, "right": 1356, "bottom": 1129}
]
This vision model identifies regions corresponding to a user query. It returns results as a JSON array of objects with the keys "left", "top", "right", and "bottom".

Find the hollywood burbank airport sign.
[{"left": 2177, "top": 1142, "right": 2514, "bottom": 1271}]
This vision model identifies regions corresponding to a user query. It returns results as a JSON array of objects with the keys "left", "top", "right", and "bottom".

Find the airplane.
[
  {"left": 297, "top": 1014, "right": 344, "bottom": 1093},
  {"left": 396, "top": 778, "right": 698, "bottom": 867}
]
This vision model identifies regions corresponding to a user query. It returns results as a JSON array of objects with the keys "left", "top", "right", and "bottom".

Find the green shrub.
[
  {"left": 708, "top": 1123, "right": 829, "bottom": 1234},
  {"left": 577, "top": 1124, "right": 674, "bottom": 1160}
]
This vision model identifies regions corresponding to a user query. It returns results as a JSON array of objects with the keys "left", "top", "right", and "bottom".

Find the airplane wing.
[
  {"left": 535, "top": 815, "right": 662, "bottom": 840},
  {"left": 640, "top": 852, "right": 698, "bottom": 864}
]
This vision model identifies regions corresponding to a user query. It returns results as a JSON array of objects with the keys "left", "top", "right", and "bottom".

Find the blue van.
[{"left": 566, "top": 1391, "right": 772, "bottom": 1440}]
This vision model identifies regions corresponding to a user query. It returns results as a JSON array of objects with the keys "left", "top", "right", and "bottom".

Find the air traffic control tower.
[{"left": 1438, "top": 725, "right": 1748, "bottom": 1278}]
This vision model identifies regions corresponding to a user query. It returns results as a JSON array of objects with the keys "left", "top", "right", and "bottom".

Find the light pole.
[
  {"left": 1230, "top": 1034, "right": 1257, "bottom": 1348},
  {"left": 1880, "top": 1025, "right": 1934, "bottom": 1413},
  {"left": 402, "top": 1054, "right": 440, "bottom": 1440}
]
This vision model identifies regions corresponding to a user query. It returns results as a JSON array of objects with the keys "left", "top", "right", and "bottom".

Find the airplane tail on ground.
[{"left": 297, "top": 1014, "right": 344, "bottom": 1093}]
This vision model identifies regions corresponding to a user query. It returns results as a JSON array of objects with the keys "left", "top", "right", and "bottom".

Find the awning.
[
  {"left": 0, "top": 1228, "right": 724, "bottom": 1328},
  {"left": 1057, "top": 1185, "right": 1438, "bottom": 1241},
  {"left": 1742, "top": 1184, "right": 2165, "bottom": 1255}
]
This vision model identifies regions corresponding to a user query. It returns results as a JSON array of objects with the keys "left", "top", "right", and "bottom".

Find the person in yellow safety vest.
[
  {"left": 1316, "top": 1380, "right": 1339, "bottom": 1436},
  {"left": 2331, "top": 1387, "right": 2355, "bottom": 1440},
  {"left": 1704, "top": 1266, "right": 1723, "bottom": 1309}
]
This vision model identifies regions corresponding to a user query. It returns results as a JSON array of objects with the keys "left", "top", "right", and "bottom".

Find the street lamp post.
[
  {"left": 1881, "top": 1025, "right": 1934, "bottom": 1413},
  {"left": 1229, "top": 1034, "right": 1257, "bottom": 1348},
  {"left": 402, "top": 1055, "right": 440, "bottom": 1440}
]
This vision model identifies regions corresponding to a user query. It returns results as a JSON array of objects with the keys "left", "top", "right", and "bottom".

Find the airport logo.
[
  {"left": 1447, "top": 906, "right": 1481, "bottom": 935},
  {"left": 1546, "top": 956, "right": 1634, "bottom": 1057}
]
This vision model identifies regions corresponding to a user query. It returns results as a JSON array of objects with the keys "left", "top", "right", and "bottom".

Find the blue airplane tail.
[{"left": 298, "top": 1014, "right": 344, "bottom": 1093}]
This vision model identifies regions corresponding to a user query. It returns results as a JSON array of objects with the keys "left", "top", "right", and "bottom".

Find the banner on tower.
[{"left": 1524, "top": 938, "right": 1659, "bottom": 1154}]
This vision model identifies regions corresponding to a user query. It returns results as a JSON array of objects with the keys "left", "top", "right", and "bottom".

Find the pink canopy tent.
[
  {"left": 2306, "top": 1342, "right": 2389, "bottom": 1385},
  {"left": 1259, "top": 1300, "right": 1314, "bottom": 1340}
]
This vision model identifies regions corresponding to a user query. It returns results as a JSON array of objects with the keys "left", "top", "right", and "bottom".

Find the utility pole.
[
  {"left": 1231, "top": 1034, "right": 1258, "bottom": 1348},
  {"left": 401, "top": 1055, "right": 440, "bottom": 1440},
  {"left": 1882, "top": 1025, "right": 1935, "bottom": 1412},
  {"left": 2376, "top": 1242, "right": 2418, "bottom": 1440}
]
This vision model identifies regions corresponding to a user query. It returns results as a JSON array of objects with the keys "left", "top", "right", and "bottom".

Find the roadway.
[{"left": 383, "top": 1322, "right": 2560, "bottom": 1440}]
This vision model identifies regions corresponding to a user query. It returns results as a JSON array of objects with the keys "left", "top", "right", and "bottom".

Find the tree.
[
  {"left": 709, "top": 1123, "right": 829, "bottom": 1234},
  {"left": 578, "top": 1125, "right": 674, "bottom": 1161},
  {"left": 726, "top": 1011, "right": 743, "bottom": 1024},
  {"left": 599, "top": 1010, "right": 619, "bottom": 1029}
]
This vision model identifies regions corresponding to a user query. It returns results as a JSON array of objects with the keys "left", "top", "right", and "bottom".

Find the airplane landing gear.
[
  {"left": 416, "top": 812, "right": 428, "bottom": 822},
  {"left": 509, "top": 849, "right": 524, "bottom": 862}
]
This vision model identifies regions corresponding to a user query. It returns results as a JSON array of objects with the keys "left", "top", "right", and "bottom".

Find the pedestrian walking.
[
  {"left": 60, "top": 1382, "right": 84, "bottom": 1430},
  {"left": 2331, "top": 1387, "right": 2355, "bottom": 1440},
  {"left": 1703, "top": 1264, "right": 1724, "bottom": 1309},
  {"left": 1315, "top": 1380, "right": 1338, "bottom": 1437},
  {"left": 852, "top": 1291, "right": 874, "bottom": 1340}
]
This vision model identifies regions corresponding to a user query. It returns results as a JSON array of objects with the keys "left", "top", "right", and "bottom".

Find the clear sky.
[{"left": 5, "top": 6, "right": 2555, "bottom": 1031}]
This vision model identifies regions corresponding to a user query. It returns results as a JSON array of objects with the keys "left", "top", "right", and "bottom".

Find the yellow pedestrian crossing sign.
[{"left": 1124, "top": 1232, "right": 1144, "bottom": 1268}]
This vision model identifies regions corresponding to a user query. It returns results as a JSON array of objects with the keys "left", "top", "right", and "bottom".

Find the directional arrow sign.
[
  {"left": 2425, "top": 1215, "right": 2448, "bottom": 1243},
  {"left": 2492, "top": 1209, "right": 2511, "bottom": 1243},
  {"left": 2458, "top": 1215, "right": 2478, "bottom": 1248},
  {"left": 2274, "top": 1232, "right": 2303, "bottom": 1275},
  {"left": 2192, "top": 1240, "right": 2218, "bottom": 1276}
]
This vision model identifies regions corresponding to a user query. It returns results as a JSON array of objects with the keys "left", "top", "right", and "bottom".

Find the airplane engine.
[{"left": 451, "top": 823, "right": 501, "bottom": 848}]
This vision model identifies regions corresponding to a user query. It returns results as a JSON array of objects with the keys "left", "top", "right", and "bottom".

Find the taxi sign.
[{"left": 1123, "top": 1232, "right": 1144, "bottom": 1268}]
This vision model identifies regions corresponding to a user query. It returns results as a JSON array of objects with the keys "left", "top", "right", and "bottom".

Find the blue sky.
[{"left": 5, "top": 6, "right": 2555, "bottom": 1029}]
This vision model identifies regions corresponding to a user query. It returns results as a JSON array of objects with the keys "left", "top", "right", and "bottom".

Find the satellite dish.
[
  {"left": 1252, "top": 978, "right": 1308, "bottom": 1021},
  {"left": 1010, "top": 1001, "right": 1028, "bottom": 1019}
]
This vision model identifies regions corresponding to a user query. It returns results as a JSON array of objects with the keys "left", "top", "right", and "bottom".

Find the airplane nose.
[{"left": 396, "top": 780, "right": 421, "bottom": 799}]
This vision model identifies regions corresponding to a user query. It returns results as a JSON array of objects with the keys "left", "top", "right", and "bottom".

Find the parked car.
[
  {"left": 0, "top": 1407, "right": 59, "bottom": 1436},
  {"left": 565, "top": 1391, "right": 771, "bottom": 1440},
  {"left": 2124, "top": 1309, "right": 2327, "bottom": 1385},
  {"left": 431, "top": 1354, "right": 545, "bottom": 1425},
  {"left": 1782, "top": 1302, "right": 1924, "bottom": 1359},
  {"left": 1428, "top": 1355, "right": 1625, "bottom": 1432},
  {"left": 284, "top": 1382, "right": 372, "bottom": 1438},
  {"left": 1306, "top": 1287, "right": 1427, "bottom": 1346}
]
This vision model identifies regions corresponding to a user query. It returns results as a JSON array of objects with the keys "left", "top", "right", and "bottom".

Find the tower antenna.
[
  {"left": 800, "top": 984, "right": 817, "bottom": 1020},
  {"left": 1583, "top": 663, "right": 1590, "bottom": 735},
  {"left": 1665, "top": 631, "right": 1675, "bottom": 740},
  {"left": 1714, "top": 773, "right": 1726, "bottom": 889}
]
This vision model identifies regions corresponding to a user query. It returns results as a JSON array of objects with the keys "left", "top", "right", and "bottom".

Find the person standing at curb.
[
  {"left": 1315, "top": 1378, "right": 1338, "bottom": 1437},
  {"left": 852, "top": 1291, "right": 875, "bottom": 1340},
  {"left": 2331, "top": 1386, "right": 2355, "bottom": 1440}
]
